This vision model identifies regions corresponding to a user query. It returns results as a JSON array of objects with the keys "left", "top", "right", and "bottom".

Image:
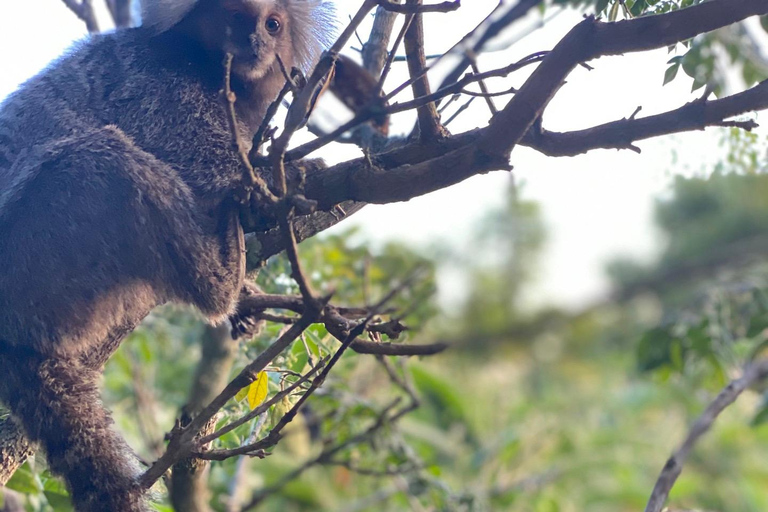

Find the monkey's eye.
[{"left": 265, "top": 16, "right": 281, "bottom": 34}]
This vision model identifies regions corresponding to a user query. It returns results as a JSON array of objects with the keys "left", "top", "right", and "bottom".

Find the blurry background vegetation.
[{"left": 4, "top": 1, "right": 768, "bottom": 511}]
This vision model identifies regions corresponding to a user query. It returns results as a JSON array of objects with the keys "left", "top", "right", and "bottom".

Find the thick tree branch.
[
  {"left": 595, "top": 0, "right": 768, "bottom": 57},
  {"left": 522, "top": 79, "right": 768, "bottom": 156},
  {"left": 304, "top": 143, "right": 509, "bottom": 208}
]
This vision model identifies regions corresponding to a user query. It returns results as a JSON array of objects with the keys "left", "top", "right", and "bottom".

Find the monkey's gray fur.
[{"left": 0, "top": 0, "right": 335, "bottom": 509}]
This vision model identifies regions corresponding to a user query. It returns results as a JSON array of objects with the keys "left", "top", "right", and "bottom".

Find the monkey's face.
[{"left": 219, "top": 0, "right": 296, "bottom": 82}]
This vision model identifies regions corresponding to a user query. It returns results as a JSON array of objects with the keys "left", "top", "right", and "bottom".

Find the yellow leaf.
[{"left": 247, "top": 372, "right": 269, "bottom": 410}]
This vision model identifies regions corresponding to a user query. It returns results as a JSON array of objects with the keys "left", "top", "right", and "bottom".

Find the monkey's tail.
[{"left": 0, "top": 342, "right": 148, "bottom": 511}]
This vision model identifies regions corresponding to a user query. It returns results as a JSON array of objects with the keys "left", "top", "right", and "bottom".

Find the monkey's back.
[{"left": 0, "top": 29, "right": 246, "bottom": 357}]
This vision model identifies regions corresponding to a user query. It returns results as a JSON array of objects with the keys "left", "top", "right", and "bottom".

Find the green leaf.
[
  {"left": 43, "top": 476, "right": 69, "bottom": 495},
  {"left": 751, "top": 394, "right": 768, "bottom": 427},
  {"left": 535, "top": 497, "right": 561, "bottom": 512},
  {"left": 637, "top": 327, "right": 676, "bottom": 372},
  {"left": 630, "top": 0, "right": 647, "bottom": 16},
  {"left": 691, "top": 77, "right": 707, "bottom": 92},
  {"left": 235, "top": 386, "right": 249, "bottom": 403},
  {"left": 150, "top": 504, "right": 176, "bottom": 512},
  {"left": 5, "top": 462, "right": 43, "bottom": 494},
  {"left": 663, "top": 63, "right": 680, "bottom": 85},
  {"left": 44, "top": 491, "right": 75, "bottom": 511},
  {"left": 608, "top": 1, "right": 620, "bottom": 21}
]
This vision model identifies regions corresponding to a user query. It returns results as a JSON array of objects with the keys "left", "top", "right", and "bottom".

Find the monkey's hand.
[
  {"left": 238, "top": 158, "right": 328, "bottom": 234},
  {"left": 229, "top": 281, "right": 266, "bottom": 339}
]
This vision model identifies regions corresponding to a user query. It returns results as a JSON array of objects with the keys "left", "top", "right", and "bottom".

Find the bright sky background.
[{"left": 0, "top": 1, "right": 764, "bottom": 311}]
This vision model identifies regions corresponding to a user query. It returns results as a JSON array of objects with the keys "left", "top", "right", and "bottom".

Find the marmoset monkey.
[{"left": 0, "top": 0, "right": 335, "bottom": 510}]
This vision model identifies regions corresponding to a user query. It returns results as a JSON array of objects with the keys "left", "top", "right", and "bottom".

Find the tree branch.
[
  {"left": 60, "top": 0, "right": 100, "bottom": 33},
  {"left": 404, "top": 0, "right": 447, "bottom": 141},
  {"left": 645, "top": 359, "right": 768, "bottom": 512},
  {"left": 374, "top": 0, "right": 460, "bottom": 14},
  {"left": 522, "top": 79, "right": 768, "bottom": 156},
  {"left": 0, "top": 417, "right": 33, "bottom": 486},
  {"left": 105, "top": 0, "right": 132, "bottom": 28}
]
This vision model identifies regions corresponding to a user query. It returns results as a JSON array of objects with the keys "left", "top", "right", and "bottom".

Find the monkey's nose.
[{"left": 249, "top": 35, "right": 264, "bottom": 57}]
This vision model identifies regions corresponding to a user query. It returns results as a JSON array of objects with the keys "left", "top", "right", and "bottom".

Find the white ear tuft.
[
  {"left": 140, "top": 0, "right": 198, "bottom": 33},
  {"left": 286, "top": 0, "right": 339, "bottom": 74}
]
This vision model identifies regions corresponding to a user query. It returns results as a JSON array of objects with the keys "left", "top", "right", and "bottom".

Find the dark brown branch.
[
  {"left": 374, "top": 0, "right": 460, "bottom": 14},
  {"left": 303, "top": 142, "right": 510, "bottom": 208},
  {"left": 0, "top": 417, "right": 33, "bottom": 485},
  {"left": 470, "top": 58, "right": 498, "bottom": 115},
  {"left": 285, "top": 0, "right": 768, "bottom": 197},
  {"left": 362, "top": 4, "right": 402, "bottom": 75},
  {"left": 376, "top": 12, "right": 414, "bottom": 96},
  {"left": 291, "top": 79, "right": 766, "bottom": 229},
  {"left": 246, "top": 201, "right": 366, "bottom": 268},
  {"left": 278, "top": 51, "right": 543, "bottom": 163},
  {"left": 522, "top": 79, "right": 768, "bottom": 156},
  {"left": 61, "top": 0, "right": 100, "bottom": 33},
  {"left": 404, "top": 0, "right": 447, "bottom": 141},
  {"left": 344, "top": 339, "right": 447, "bottom": 356},
  {"left": 595, "top": 0, "right": 768, "bottom": 58},
  {"left": 443, "top": 96, "right": 476, "bottom": 126},
  {"left": 235, "top": 293, "right": 448, "bottom": 357}
]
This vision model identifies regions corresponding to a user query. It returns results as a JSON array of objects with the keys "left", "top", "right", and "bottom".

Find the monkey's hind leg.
[{"left": 0, "top": 343, "right": 148, "bottom": 512}]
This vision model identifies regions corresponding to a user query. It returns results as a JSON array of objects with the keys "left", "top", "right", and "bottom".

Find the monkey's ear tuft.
[
  {"left": 286, "top": 0, "right": 339, "bottom": 75},
  {"left": 140, "top": 0, "right": 199, "bottom": 33}
]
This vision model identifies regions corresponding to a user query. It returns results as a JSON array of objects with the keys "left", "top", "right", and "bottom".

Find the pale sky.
[{"left": 0, "top": 1, "right": 763, "bottom": 310}]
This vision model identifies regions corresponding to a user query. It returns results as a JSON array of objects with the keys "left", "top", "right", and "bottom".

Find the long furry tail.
[{"left": 0, "top": 342, "right": 148, "bottom": 511}]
